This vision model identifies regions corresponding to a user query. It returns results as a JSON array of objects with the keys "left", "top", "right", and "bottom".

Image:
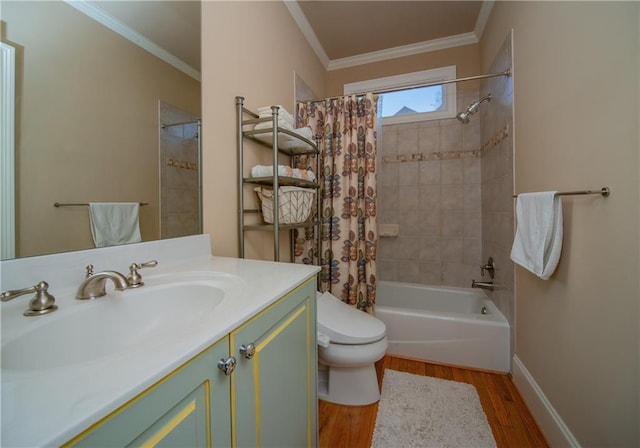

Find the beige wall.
[
  {"left": 201, "top": 1, "right": 325, "bottom": 259},
  {"left": 481, "top": 2, "right": 639, "bottom": 446},
  {"left": 2, "top": 1, "right": 200, "bottom": 258}
]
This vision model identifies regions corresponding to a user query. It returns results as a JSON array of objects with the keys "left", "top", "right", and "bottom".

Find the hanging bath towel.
[
  {"left": 89, "top": 202, "right": 142, "bottom": 248},
  {"left": 510, "top": 192, "right": 563, "bottom": 280}
]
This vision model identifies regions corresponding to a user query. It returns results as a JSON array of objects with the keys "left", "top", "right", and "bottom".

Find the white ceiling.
[{"left": 85, "top": 0, "right": 490, "bottom": 75}]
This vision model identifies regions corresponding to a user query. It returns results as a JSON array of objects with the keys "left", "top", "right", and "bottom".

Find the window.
[{"left": 344, "top": 66, "right": 457, "bottom": 124}]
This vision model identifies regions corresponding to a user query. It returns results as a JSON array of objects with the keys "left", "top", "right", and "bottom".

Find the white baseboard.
[{"left": 512, "top": 355, "right": 581, "bottom": 447}]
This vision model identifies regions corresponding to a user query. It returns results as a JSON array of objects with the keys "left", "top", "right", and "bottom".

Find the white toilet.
[{"left": 316, "top": 291, "right": 388, "bottom": 406}]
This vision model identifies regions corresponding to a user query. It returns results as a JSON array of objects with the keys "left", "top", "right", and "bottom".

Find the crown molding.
[
  {"left": 327, "top": 32, "right": 478, "bottom": 71},
  {"left": 474, "top": 0, "right": 495, "bottom": 39},
  {"left": 64, "top": 0, "right": 200, "bottom": 81},
  {"left": 285, "top": 1, "right": 488, "bottom": 72},
  {"left": 283, "top": 0, "right": 330, "bottom": 70}
]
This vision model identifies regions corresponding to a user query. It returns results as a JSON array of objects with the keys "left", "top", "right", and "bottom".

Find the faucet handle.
[
  {"left": 85, "top": 264, "right": 94, "bottom": 278},
  {"left": 480, "top": 256, "right": 495, "bottom": 279},
  {"left": 127, "top": 260, "right": 158, "bottom": 288},
  {"left": 1, "top": 281, "right": 59, "bottom": 316}
]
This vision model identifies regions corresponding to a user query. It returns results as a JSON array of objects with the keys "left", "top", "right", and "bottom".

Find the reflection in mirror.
[{"left": 0, "top": 0, "right": 201, "bottom": 260}]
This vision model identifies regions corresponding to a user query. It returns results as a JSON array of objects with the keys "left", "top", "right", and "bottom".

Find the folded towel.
[
  {"left": 292, "top": 126, "right": 314, "bottom": 141},
  {"left": 250, "top": 165, "right": 315, "bottom": 181},
  {"left": 254, "top": 120, "right": 295, "bottom": 132},
  {"left": 257, "top": 105, "right": 294, "bottom": 125},
  {"left": 89, "top": 203, "right": 142, "bottom": 248},
  {"left": 250, "top": 122, "right": 315, "bottom": 151},
  {"left": 251, "top": 165, "right": 290, "bottom": 177},
  {"left": 510, "top": 192, "right": 563, "bottom": 280}
]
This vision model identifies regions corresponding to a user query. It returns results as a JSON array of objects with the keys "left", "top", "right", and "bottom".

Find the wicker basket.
[{"left": 254, "top": 186, "right": 316, "bottom": 224}]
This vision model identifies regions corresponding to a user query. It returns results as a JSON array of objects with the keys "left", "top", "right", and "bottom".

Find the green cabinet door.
[
  {"left": 231, "top": 278, "right": 317, "bottom": 448},
  {"left": 64, "top": 336, "right": 231, "bottom": 448}
]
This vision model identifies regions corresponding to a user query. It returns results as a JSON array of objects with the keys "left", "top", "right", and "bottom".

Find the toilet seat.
[
  {"left": 317, "top": 292, "right": 386, "bottom": 344},
  {"left": 319, "top": 336, "right": 388, "bottom": 367}
]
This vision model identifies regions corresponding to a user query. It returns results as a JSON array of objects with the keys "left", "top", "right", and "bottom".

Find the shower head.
[
  {"left": 456, "top": 94, "right": 492, "bottom": 124},
  {"left": 456, "top": 110, "right": 471, "bottom": 124}
]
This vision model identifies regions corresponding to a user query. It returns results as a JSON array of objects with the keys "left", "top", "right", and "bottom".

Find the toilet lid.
[{"left": 317, "top": 292, "right": 386, "bottom": 344}]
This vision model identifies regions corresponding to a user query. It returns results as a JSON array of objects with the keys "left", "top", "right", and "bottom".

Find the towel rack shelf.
[
  {"left": 54, "top": 202, "right": 149, "bottom": 207},
  {"left": 513, "top": 187, "right": 610, "bottom": 198},
  {"left": 236, "top": 96, "right": 321, "bottom": 263}
]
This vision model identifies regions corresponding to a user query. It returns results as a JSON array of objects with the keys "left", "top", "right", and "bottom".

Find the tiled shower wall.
[
  {"left": 376, "top": 34, "right": 515, "bottom": 347},
  {"left": 160, "top": 101, "right": 200, "bottom": 239},
  {"left": 377, "top": 88, "right": 483, "bottom": 287}
]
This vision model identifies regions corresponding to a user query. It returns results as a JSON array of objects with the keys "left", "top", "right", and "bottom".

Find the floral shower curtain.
[{"left": 294, "top": 93, "right": 378, "bottom": 313}]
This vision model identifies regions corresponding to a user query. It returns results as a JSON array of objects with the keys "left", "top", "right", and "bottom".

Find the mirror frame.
[{"left": 1, "top": 42, "right": 16, "bottom": 259}]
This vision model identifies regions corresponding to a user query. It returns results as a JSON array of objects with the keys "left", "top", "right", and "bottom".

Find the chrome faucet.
[
  {"left": 76, "top": 265, "right": 129, "bottom": 300},
  {"left": 1, "top": 281, "right": 59, "bottom": 316},
  {"left": 471, "top": 280, "right": 494, "bottom": 291}
]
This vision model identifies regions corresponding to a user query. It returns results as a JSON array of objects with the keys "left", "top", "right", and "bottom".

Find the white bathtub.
[{"left": 375, "top": 281, "right": 510, "bottom": 373}]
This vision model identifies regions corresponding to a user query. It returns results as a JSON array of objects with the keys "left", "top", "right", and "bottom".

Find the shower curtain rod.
[
  {"left": 54, "top": 202, "right": 149, "bottom": 207},
  {"left": 161, "top": 119, "right": 201, "bottom": 129},
  {"left": 303, "top": 69, "right": 511, "bottom": 104}
]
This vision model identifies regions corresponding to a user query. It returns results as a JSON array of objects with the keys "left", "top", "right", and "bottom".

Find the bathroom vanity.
[{"left": 0, "top": 235, "right": 319, "bottom": 447}]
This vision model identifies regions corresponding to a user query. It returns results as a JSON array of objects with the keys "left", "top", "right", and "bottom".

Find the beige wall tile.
[
  {"left": 441, "top": 159, "right": 464, "bottom": 184},
  {"left": 419, "top": 160, "right": 441, "bottom": 185},
  {"left": 396, "top": 123, "right": 418, "bottom": 155}
]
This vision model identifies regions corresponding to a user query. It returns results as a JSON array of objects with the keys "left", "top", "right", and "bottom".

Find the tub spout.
[{"left": 471, "top": 280, "right": 494, "bottom": 291}]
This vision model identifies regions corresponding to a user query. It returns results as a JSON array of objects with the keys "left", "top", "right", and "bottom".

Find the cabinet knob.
[
  {"left": 217, "top": 357, "right": 236, "bottom": 375},
  {"left": 239, "top": 343, "right": 256, "bottom": 359}
]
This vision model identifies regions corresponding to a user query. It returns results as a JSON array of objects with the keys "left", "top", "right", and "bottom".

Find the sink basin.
[{"left": 1, "top": 273, "right": 238, "bottom": 372}]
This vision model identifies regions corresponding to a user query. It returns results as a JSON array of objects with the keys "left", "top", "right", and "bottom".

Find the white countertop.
[{"left": 1, "top": 251, "right": 319, "bottom": 447}]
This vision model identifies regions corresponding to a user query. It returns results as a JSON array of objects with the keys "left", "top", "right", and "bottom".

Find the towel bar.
[
  {"left": 513, "top": 187, "right": 610, "bottom": 198},
  {"left": 54, "top": 202, "right": 149, "bottom": 207}
]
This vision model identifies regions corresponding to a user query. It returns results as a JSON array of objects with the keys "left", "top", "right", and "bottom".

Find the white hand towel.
[
  {"left": 89, "top": 203, "right": 142, "bottom": 248},
  {"left": 510, "top": 192, "right": 563, "bottom": 280}
]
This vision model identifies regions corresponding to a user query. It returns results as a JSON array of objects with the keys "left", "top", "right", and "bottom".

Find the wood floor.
[{"left": 318, "top": 355, "right": 549, "bottom": 447}]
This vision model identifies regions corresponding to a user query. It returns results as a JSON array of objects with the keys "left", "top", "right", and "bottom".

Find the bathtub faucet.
[{"left": 471, "top": 280, "right": 494, "bottom": 291}]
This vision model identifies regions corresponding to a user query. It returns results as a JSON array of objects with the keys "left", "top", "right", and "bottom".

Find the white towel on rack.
[
  {"left": 254, "top": 118, "right": 295, "bottom": 131},
  {"left": 250, "top": 165, "right": 316, "bottom": 181},
  {"left": 256, "top": 105, "right": 295, "bottom": 126},
  {"left": 510, "top": 192, "right": 563, "bottom": 280},
  {"left": 251, "top": 122, "right": 314, "bottom": 150},
  {"left": 293, "top": 126, "right": 314, "bottom": 141},
  {"left": 89, "top": 203, "right": 141, "bottom": 248}
]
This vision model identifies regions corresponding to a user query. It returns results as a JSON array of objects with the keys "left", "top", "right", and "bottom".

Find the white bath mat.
[{"left": 371, "top": 369, "right": 497, "bottom": 448}]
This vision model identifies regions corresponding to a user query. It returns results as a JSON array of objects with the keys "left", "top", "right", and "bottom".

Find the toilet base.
[{"left": 318, "top": 363, "right": 381, "bottom": 406}]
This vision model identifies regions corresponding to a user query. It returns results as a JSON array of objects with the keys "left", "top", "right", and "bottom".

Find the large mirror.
[{"left": 0, "top": 0, "right": 201, "bottom": 260}]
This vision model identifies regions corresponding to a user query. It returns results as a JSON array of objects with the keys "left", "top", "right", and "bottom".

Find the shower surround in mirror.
[
  {"left": 160, "top": 102, "right": 201, "bottom": 239},
  {"left": 0, "top": 1, "right": 200, "bottom": 259}
]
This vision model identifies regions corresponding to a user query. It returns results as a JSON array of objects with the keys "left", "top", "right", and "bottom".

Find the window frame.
[{"left": 343, "top": 65, "right": 457, "bottom": 124}]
